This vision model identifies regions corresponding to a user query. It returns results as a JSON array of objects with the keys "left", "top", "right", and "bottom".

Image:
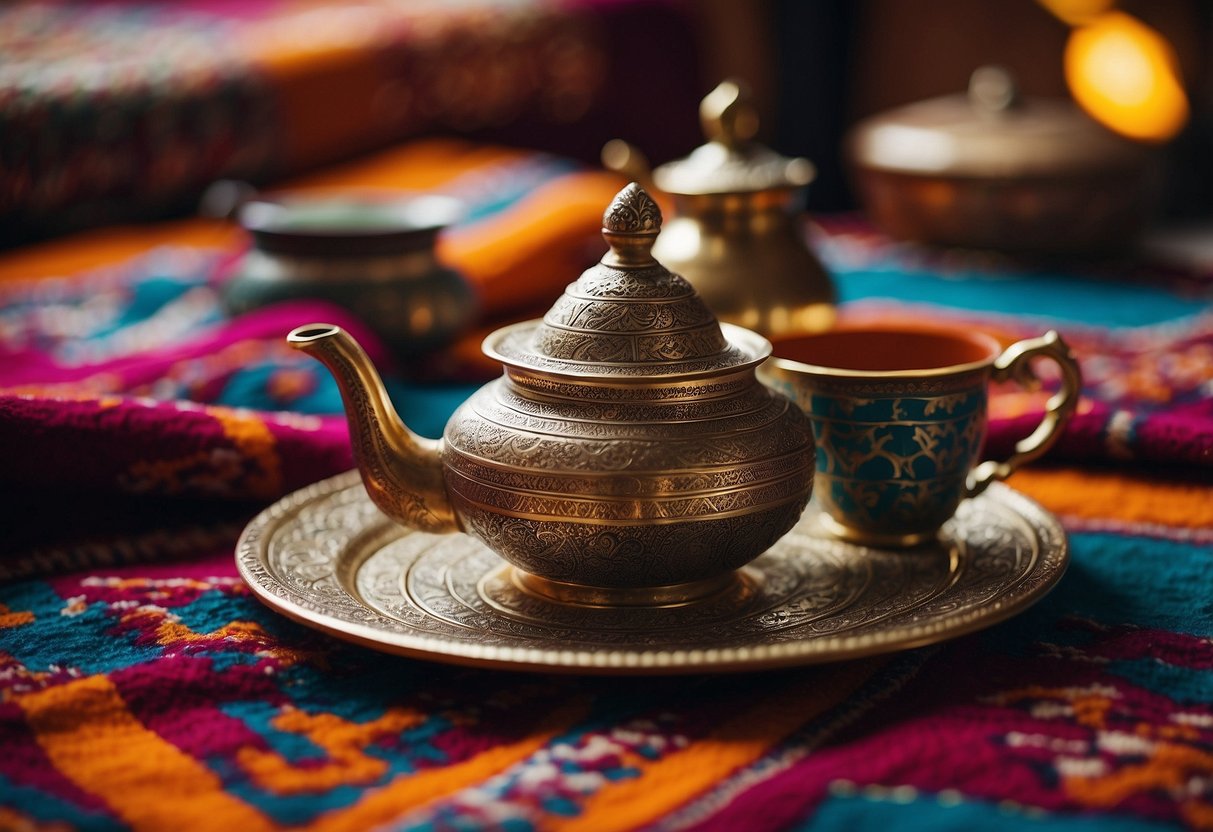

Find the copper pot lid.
[
  {"left": 650, "top": 80, "right": 816, "bottom": 196},
  {"left": 848, "top": 66, "right": 1147, "bottom": 179},
  {"left": 484, "top": 183, "right": 770, "bottom": 379}
]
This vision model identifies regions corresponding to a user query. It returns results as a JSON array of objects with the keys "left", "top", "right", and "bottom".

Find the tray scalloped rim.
[{"left": 236, "top": 470, "right": 1068, "bottom": 674}]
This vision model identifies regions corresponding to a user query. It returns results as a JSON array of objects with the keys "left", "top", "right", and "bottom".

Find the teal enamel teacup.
[{"left": 760, "top": 324, "right": 1081, "bottom": 546}]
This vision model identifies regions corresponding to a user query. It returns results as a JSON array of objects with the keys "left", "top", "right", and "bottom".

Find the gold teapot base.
[{"left": 510, "top": 568, "right": 740, "bottom": 608}]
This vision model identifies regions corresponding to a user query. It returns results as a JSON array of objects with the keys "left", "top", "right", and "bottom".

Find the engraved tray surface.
[{"left": 236, "top": 471, "right": 1068, "bottom": 674}]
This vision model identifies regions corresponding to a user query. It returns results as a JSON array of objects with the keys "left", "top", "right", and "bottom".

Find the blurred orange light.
[
  {"left": 1038, "top": 0, "right": 1115, "bottom": 26},
  {"left": 1065, "top": 11, "right": 1188, "bottom": 142}
]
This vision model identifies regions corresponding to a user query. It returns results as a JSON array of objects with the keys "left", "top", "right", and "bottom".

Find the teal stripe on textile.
[
  {"left": 1048, "top": 532, "right": 1213, "bottom": 636},
  {"left": 0, "top": 775, "right": 123, "bottom": 831},
  {"left": 800, "top": 793, "right": 1173, "bottom": 832},
  {"left": 832, "top": 266, "right": 1204, "bottom": 328},
  {"left": 219, "top": 363, "right": 475, "bottom": 439},
  {"left": 976, "top": 530, "right": 1213, "bottom": 671},
  {"left": 0, "top": 582, "right": 159, "bottom": 675},
  {"left": 1111, "top": 656, "right": 1213, "bottom": 704},
  {"left": 407, "top": 153, "right": 580, "bottom": 228},
  {"left": 214, "top": 701, "right": 389, "bottom": 826},
  {"left": 387, "top": 381, "right": 472, "bottom": 440},
  {"left": 453, "top": 157, "right": 579, "bottom": 225}
]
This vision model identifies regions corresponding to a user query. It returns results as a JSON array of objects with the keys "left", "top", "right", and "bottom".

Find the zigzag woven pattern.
[{"left": 1, "top": 139, "right": 1212, "bottom": 830}]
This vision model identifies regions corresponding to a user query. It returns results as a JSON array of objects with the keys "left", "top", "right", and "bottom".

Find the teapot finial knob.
[{"left": 601, "top": 182, "right": 663, "bottom": 268}]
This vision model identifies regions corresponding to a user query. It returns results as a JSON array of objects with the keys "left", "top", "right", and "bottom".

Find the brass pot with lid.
[
  {"left": 603, "top": 80, "right": 836, "bottom": 338},
  {"left": 288, "top": 184, "right": 816, "bottom": 607},
  {"left": 846, "top": 66, "right": 1153, "bottom": 253}
]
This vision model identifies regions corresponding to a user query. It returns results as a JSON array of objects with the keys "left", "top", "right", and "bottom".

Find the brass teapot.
[
  {"left": 289, "top": 184, "right": 816, "bottom": 606},
  {"left": 604, "top": 80, "right": 836, "bottom": 338}
]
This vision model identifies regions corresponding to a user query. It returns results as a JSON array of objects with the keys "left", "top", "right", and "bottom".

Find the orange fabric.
[
  {"left": 16, "top": 644, "right": 579, "bottom": 831},
  {"left": 0, "top": 138, "right": 626, "bottom": 379},
  {"left": 0, "top": 220, "right": 242, "bottom": 283},
  {"left": 548, "top": 660, "right": 883, "bottom": 832},
  {"left": 237, "top": 2, "right": 606, "bottom": 173},
  {"left": 238, "top": 706, "right": 425, "bottom": 795},
  {"left": 306, "top": 699, "right": 589, "bottom": 832},
  {"left": 1009, "top": 467, "right": 1213, "bottom": 529},
  {"left": 0, "top": 604, "right": 35, "bottom": 628},
  {"left": 279, "top": 141, "right": 625, "bottom": 319},
  {"left": 211, "top": 408, "right": 284, "bottom": 499},
  {"left": 0, "top": 139, "right": 625, "bottom": 327},
  {"left": 442, "top": 171, "right": 626, "bottom": 317},
  {"left": 18, "top": 675, "right": 279, "bottom": 832},
  {"left": 282, "top": 137, "right": 536, "bottom": 193},
  {"left": 1066, "top": 743, "right": 1213, "bottom": 829}
]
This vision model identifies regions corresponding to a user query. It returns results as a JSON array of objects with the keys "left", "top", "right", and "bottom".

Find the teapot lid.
[
  {"left": 484, "top": 183, "right": 770, "bottom": 379},
  {"left": 847, "top": 66, "right": 1146, "bottom": 178},
  {"left": 651, "top": 80, "right": 816, "bottom": 196}
]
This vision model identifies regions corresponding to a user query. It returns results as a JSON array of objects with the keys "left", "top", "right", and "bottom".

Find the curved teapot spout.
[{"left": 287, "top": 324, "right": 458, "bottom": 534}]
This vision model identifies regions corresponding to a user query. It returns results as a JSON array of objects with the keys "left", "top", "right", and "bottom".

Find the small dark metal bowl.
[{"left": 223, "top": 192, "right": 476, "bottom": 357}]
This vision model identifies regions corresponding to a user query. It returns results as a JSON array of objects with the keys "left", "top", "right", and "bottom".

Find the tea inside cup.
[{"left": 771, "top": 326, "right": 1002, "bottom": 374}]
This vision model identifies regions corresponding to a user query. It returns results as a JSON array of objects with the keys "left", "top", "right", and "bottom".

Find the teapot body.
[
  {"left": 291, "top": 184, "right": 816, "bottom": 607},
  {"left": 442, "top": 357, "right": 815, "bottom": 594}
]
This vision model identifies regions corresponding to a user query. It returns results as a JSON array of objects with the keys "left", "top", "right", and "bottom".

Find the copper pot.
[{"left": 846, "top": 67, "right": 1154, "bottom": 254}]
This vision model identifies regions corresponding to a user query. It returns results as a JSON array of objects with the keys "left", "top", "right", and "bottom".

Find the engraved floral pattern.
[
  {"left": 317, "top": 341, "right": 455, "bottom": 533},
  {"left": 544, "top": 295, "right": 716, "bottom": 333},
  {"left": 443, "top": 448, "right": 812, "bottom": 497},
  {"left": 443, "top": 383, "right": 814, "bottom": 474},
  {"left": 568, "top": 265, "right": 693, "bottom": 299},
  {"left": 445, "top": 470, "right": 810, "bottom": 522},
  {"left": 507, "top": 371, "right": 753, "bottom": 401},
  {"left": 602, "top": 182, "right": 662, "bottom": 233},
  {"left": 459, "top": 501, "right": 806, "bottom": 586},
  {"left": 467, "top": 383, "right": 802, "bottom": 441},
  {"left": 490, "top": 382, "right": 769, "bottom": 423},
  {"left": 533, "top": 324, "right": 728, "bottom": 364},
  {"left": 235, "top": 474, "right": 1068, "bottom": 669},
  {"left": 495, "top": 331, "right": 754, "bottom": 376},
  {"left": 441, "top": 448, "right": 810, "bottom": 494}
]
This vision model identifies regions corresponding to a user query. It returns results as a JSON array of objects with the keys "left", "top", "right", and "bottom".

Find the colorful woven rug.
[
  {"left": 2, "top": 140, "right": 1213, "bottom": 830},
  {"left": 0, "top": 0, "right": 702, "bottom": 241}
]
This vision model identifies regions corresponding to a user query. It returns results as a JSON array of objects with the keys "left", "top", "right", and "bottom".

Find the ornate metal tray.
[{"left": 236, "top": 471, "right": 1067, "bottom": 674}]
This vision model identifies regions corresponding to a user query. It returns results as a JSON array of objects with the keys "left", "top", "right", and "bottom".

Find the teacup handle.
[{"left": 966, "top": 330, "right": 1082, "bottom": 497}]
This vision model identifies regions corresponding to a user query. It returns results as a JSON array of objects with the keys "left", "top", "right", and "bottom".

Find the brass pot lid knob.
[
  {"left": 968, "top": 65, "right": 1020, "bottom": 116},
  {"left": 483, "top": 183, "right": 770, "bottom": 378},
  {"left": 603, "top": 79, "right": 815, "bottom": 197},
  {"left": 700, "top": 79, "right": 761, "bottom": 149}
]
